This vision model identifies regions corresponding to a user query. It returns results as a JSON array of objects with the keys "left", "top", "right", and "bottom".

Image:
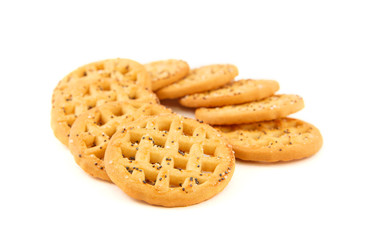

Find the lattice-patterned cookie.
[
  {"left": 156, "top": 64, "right": 238, "bottom": 100},
  {"left": 69, "top": 101, "right": 172, "bottom": 181},
  {"left": 179, "top": 79, "right": 280, "bottom": 108},
  {"left": 54, "top": 58, "right": 151, "bottom": 98},
  {"left": 144, "top": 59, "right": 190, "bottom": 91},
  {"left": 195, "top": 94, "right": 304, "bottom": 125},
  {"left": 215, "top": 118, "right": 322, "bottom": 162},
  {"left": 104, "top": 114, "right": 235, "bottom": 207},
  {"left": 51, "top": 79, "right": 158, "bottom": 146}
]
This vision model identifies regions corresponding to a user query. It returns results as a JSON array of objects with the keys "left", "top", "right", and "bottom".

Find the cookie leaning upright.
[
  {"left": 51, "top": 58, "right": 157, "bottom": 146},
  {"left": 179, "top": 79, "right": 280, "bottom": 108},
  {"left": 69, "top": 101, "right": 172, "bottom": 182},
  {"left": 215, "top": 118, "right": 323, "bottom": 162},
  {"left": 156, "top": 64, "right": 239, "bottom": 100},
  {"left": 104, "top": 114, "right": 235, "bottom": 207},
  {"left": 195, "top": 94, "right": 304, "bottom": 125},
  {"left": 144, "top": 59, "right": 190, "bottom": 91}
]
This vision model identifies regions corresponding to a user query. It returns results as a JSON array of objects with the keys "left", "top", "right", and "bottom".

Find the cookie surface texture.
[
  {"left": 104, "top": 114, "right": 235, "bottom": 207},
  {"left": 68, "top": 101, "right": 172, "bottom": 181},
  {"left": 156, "top": 64, "right": 239, "bottom": 100},
  {"left": 195, "top": 94, "right": 304, "bottom": 125},
  {"left": 54, "top": 58, "right": 151, "bottom": 94},
  {"left": 144, "top": 59, "right": 190, "bottom": 91},
  {"left": 215, "top": 118, "right": 323, "bottom": 162},
  {"left": 179, "top": 79, "right": 280, "bottom": 108},
  {"left": 51, "top": 79, "right": 158, "bottom": 146}
]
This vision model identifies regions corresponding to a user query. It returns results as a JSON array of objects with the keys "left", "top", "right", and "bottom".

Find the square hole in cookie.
[
  {"left": 151, "top": 136, "right": 166, "bottom": 149},
  {"left": 120, "top": 145, "right": 137, "bottom": 158},
  {"left": 104, "top": 126, "right": 118, "bottom": 138},
  {"left": 129, "top": 132, "right": 142, "bottom": 145},
  {"left": 82, "top": 86, "right": 92, "bottom": 97},
  {"left": 178, "top": 142, "right": 192, "bottom": 156},
  {"left": 62, "top": 103, "right": 76, "bottom": 115},
  {"left": 181, "top": 122, "right": 195, "bottom": 137},
  {"left": 157, "top": 120, "right": 172, "bottom": 132},
  {"left": 202, "top": 144, "right": 217, "bottom": 157},
  {"left": 169, "top": 176, "right": 184, "bottom": 188},
  {"left": 97, "top": 81, "right": 112, "bottom": 91},
  {"left": 201, "top": 161, "right": 216, "bottom": 173},
  {"left": 66, "top": 117, "right": 75, "bottom": 128},
  {"left": 84, "top": 135, "right": 97, "bottom": 148},
  {"left": 93, "top": 114, "right": 105, "bottom": 126},
  {"left": 173, "top": 156, "right": 188, "bottom": 170},
  {"left": 149, "top": 152, "right": 163, "bottom": 165},
  {"left": 128, "top": 91, "right": 139, "bottom": 100},
  {"left": 110, "top": 106, "right": 124, "bottom": 117}
]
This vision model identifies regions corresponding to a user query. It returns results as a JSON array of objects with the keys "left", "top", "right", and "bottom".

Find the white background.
[{"left": 1, "top": 1, "right": 372, "bottom": 239}]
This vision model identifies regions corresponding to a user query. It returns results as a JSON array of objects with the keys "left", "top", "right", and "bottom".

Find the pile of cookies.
[
  {"left": 51, "top": 58, "right": 322, "bottom": 207},
  {"left": 158, "top": 64, "right": 323, "bottom": 163}
]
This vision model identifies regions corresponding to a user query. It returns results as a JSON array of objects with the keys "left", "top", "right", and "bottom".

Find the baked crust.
[
  {"left": 104, "top": 114, "right": 235, "bottom": 207},
  {"left": 195, "top": 94, "right": 304, "bottom": 125},
  {"left": 156, "top": 64, "right": 238, "bottom": 99},
  {"left": 180, "top": 79, "right": 279, "bottom": 107},
  {"left": 145, "top": 59, "right": 190, "bottom": 91},
  {"left": 215, "top": 118, "right": 323, "bottom": 162}
]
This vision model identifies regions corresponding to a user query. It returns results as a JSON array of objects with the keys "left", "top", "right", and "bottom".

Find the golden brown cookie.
[
  {"left": 195, "top": 94, "right": 304, "bottom": 125},
  {"left": 156, "top": 64, "right": 239, "bottom": 100},
  {"left": 144, "top": 59, "right": 190, "bottom": 91},
  {"left": 51, "top": 78, "right": 158, "bottom": 146},
  {"left": 104, "top": 114, "right": 235, "bottom": 207},
  {"left": 215, "top": 118, "right": 323, "bottom": 162},
  {"left": 68, "top": 101, "right": 172, "bottom": 181},
  {"left": 179, "top": 79, "right": 280, "bottom": 107},
  {"left": 54, "top": 58, "right": 151, "bottom": 97}
]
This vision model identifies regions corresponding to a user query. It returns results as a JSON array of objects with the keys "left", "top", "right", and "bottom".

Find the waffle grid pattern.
[{"left": 111, "top": 116, "right": 232, "bottom": 192}]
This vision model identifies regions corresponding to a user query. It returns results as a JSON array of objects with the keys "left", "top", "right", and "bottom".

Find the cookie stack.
[
  {"left": 51, "top": 58, "right": 235, "bottom": 207},
  {"left": 157, "top": 64, "right": 323, "bottom": 163},
  {"left": 51, "top": 58, "right": 322, "bottom": 207}
]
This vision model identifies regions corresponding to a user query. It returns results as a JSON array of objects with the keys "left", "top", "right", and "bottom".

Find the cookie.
[
  {"left": 156, "top": 64, "right": 239, "bottom": 100},
  {"left": 68, "top": 101, "right": 172, "bottom": 181},
  {"left": 51, "top": 78, "right": 158, "bottom": 146},
  {"left": 215, "top": 118, "right": 323, "bottom": 162},
  {"left": 179, "top": 79, "right": 280, "bottom": 108},
  {"left": 195, "top": 94, "right": 304, "bottom": 125},
  {"left": 54, "top": 58, "right": 151, "bottom": 97},
  {"left": 144, "top": 59, "right": 190, "bottom": 91},
  {"left": 104, "top": 114, "right": 235, "bottom": 207}
]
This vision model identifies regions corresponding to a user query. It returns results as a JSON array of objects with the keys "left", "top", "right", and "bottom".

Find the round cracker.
[
  {"left": 195, "top": 94, "right": 304, "bottom": 125},
  {"left": 144, "top": 59, "right": 190, "bottom": 91},
  {"left": 104, "top": 114, "right": 235, "bottom": 207},
  {"left": 54, "top": 58, "right": 151, "bottom": 97},
  {"left": 156, "top": 64, "right": 238, "bottom": 100},
  {"left": 215, "top": 118, "right": 323, "bottom": 162},
  {"left": 179, "top": 79, "right": 280, "bottom": 107}
]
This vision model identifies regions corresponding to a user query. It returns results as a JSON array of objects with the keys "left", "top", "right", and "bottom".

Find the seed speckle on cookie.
[
  {"left": 156, "top": 64, "right": 238, "bottom": 100},
  {"left": 180, "top": 79, "right": 280, "bottom": 108},
  {"left": 195, "top": 94, "right": 304, "bottom": 125}
]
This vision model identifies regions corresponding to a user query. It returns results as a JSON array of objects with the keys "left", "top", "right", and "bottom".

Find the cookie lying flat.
[
  {"left": 51, "top": 78, "right": 158, "bottom": 146},
  {"left": 179, "top": 79, "right": 280, "bottom": 108},
  {"left": 69, "top": 101, "right": 172, "bottom": 181},
  {"left": 144, "top": 59, "right": 190, "bottom": 91},
  {"left": 54, "top": 58, "right": 151, "bottom": 97},
  {"left": 156, "top": 64, "right": 238, "bottom": 100},
  {"left": 195, "top": 94, "right": 304, "bottom": 125},
  {"left": 104, "top": 114, "right": 235, "bottom": 207},
  {"left": 215, "top": 118, "right": 323, "bottom": 162}
]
